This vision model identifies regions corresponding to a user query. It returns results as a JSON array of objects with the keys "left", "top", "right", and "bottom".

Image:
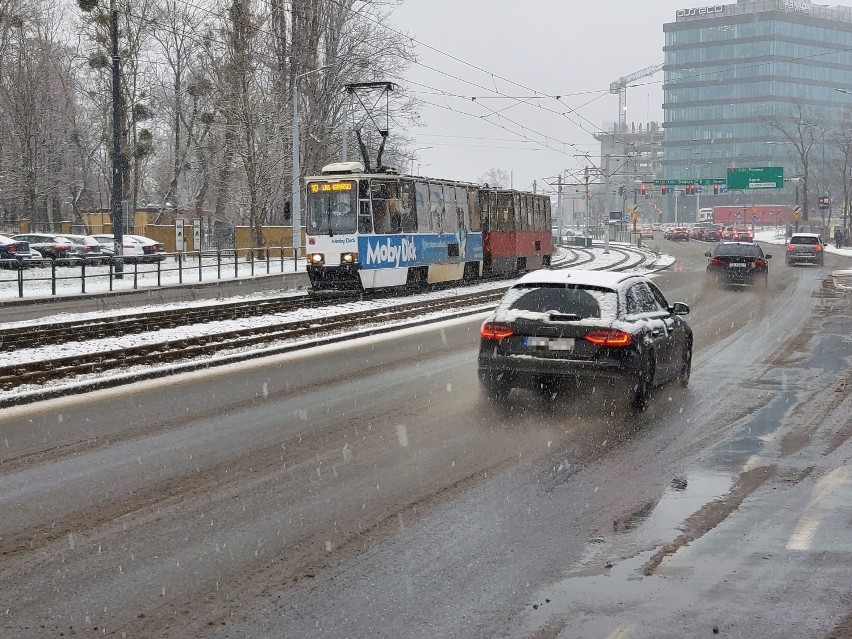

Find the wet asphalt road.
[{"left": 0, "top": 238, "right": 850, "bottom": 639}]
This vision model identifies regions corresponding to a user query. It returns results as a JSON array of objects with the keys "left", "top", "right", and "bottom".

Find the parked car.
[
  {"left": 0, "top": 234, "right": 34, "bottom": 268},
  {"left": 11, "top": 233, "right": 77, "bottom": 264},
  {"left": 478, "top": 269, "right": 693, "bottom": 411},
  {"left": 705, "top": 242, "right": 772, "bottom": 288},
  {"left": 785, "top": 233, "right": 825, "bottom": 267},
  {"left": 63, "top": 234, "right": 109, "bottom": 265},
  {"left": 126, "top": 234, "right": 167, "bottom": 262},
  {"left": 91, "top": 234, "right": 146, "bottom": 263},
  {"left": 25, "top": 248, "right": 50, "bottom": 267}
]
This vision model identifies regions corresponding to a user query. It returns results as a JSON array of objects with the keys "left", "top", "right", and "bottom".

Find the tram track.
[
  {"left": 0, "top": 243, "right": 660, "bottom": 402},
  {"left": 0, "top": 244, "right": 590, "bottom": 353},
  {"left": 0, "top": 289, "right": 506, "bottom": 394}
]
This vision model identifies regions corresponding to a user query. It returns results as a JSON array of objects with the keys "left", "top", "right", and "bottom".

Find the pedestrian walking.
[{"left": 835, "top": 226, "right": 843, "bottom": 249}]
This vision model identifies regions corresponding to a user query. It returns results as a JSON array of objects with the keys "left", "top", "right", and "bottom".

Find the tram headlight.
[
  {"left": 308, "top": 252, "right": 324, "bottom": 265},
  {"left": 340, "top": 252, "right": 358, "bottom": 265}
]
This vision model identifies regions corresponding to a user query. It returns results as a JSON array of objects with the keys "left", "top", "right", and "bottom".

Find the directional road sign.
[
  {"left": 727, "top": 167, "right": 784, "bottom": 190},
  {"left": 653, "top": 178, "right": 726, "bottom": 186}
]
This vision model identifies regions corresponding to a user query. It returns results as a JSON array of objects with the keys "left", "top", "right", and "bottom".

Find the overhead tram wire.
[
  {"left": 149, "top": 0, "right": 852, "bottom": 158},
  {"left": 135, "top": 0, "right": 639, "bottom": 159}
]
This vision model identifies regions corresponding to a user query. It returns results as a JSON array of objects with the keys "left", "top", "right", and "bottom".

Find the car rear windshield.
[
  {"left": 713, "top": 244, "right": 763, "bottom": 257},
  {"left": 498, "top": 284, "right": 617, "bottom": 320},
  {"left": 790, "top": 236, "right": 818, "bottom": 245}
]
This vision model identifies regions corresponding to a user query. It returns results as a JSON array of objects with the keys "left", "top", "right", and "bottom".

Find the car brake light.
[
  {"left": 52, "top": 243, "right": 68, "bottom": 251},
  {"left": 584, "top": 330, "right": 632, "bottom": 347},
  {"left": 7, "top": 245, "right": 15, "bottom": 253},
  {"left": 814, "top": 244, "right": 822, "bottom": 252},
  {"left": 709, "top": 257, "right": 724, "bottom": 266},
  {"left": 481, "top": 323, "right": 513, "bottom": 340},
  {"left": 787, "top": 244, "right": 795, "bottom": 250}
]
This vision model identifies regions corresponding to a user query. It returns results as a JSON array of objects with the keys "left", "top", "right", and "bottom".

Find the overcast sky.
[{"left": 389, "top": 0, "right": 852, "bottom": 196}]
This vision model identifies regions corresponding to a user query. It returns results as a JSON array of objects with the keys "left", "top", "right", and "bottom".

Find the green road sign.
[
  {"left": 726, "top": 166, "right": 784, "bottom": 190},
  {"left": 653, "top": 178, "right": 726, "bottom": 186}
]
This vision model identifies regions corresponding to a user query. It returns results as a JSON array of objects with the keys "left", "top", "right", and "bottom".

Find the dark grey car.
[{"left": 786, "top": 233, "right": 825, "bottom": 266}]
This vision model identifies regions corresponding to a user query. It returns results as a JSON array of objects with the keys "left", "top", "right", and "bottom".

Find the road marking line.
[{"left": 786, "top": 467, "right": 850, "bottom": 551}]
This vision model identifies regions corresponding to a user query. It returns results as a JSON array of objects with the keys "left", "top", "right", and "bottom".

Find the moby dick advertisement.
[{"left": 358, "top": 233, "right": 483, "bottom": 269}]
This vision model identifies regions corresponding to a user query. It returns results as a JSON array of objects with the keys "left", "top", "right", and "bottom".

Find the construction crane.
[{"left": 609, "top": 63, "right": 664, "bottom": 132}]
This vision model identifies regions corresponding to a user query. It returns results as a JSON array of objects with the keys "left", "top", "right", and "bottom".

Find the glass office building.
[{"left": 662, "top": 0, "right": 852, "bottom": 201}]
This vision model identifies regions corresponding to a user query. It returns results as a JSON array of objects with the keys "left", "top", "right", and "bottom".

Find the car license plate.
[
  {"left": 730, "top": 262, "right": 746, "bottom": 268},
  {"left": 524, "top": 337, "right": 575, "bottom": 350}
]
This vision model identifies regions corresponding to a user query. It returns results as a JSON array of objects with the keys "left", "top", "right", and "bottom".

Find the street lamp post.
[
  {"left": 292, "top": 65, "right": 330, "bottom": 264},
  {"left": 410, "top": 147, "right": 433, "bottom": 175}
]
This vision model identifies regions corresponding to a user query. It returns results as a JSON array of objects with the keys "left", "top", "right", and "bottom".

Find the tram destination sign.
[{"left": 727, "top": 166, "right": 784, "bottom": 190}]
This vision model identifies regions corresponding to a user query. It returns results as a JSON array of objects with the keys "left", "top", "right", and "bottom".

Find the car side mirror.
[
  {"left": 765, "top": 254, "right": 772, "bottom": 259},
  {"left": 704, "top": 251, "right": 712, "bottom": 257},
  {"left": 669, "top": 302, "right": 690, "bottom": 316}
]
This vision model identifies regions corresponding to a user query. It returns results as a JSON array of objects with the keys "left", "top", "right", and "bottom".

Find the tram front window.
[{"left": 307, "top": 181, "right": 357, "bottom": 235}]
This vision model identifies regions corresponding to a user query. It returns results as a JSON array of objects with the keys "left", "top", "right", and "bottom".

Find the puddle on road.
[
  {"left": 806, "top": 315, "right": 852, "bottom": 373},
  {"left": 707, "top": 390, "right": 796, "bottom": 470},
  {"left": 517, "top": 468, "right": 733, "bottom": 638}
]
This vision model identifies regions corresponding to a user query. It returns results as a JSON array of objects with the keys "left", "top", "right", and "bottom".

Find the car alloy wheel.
[
  {"left": 632, "top": 356, "right": 655, "bottom": 412},
  {"left": 678, "top": 346, "right": 692, "bottom": 386}
]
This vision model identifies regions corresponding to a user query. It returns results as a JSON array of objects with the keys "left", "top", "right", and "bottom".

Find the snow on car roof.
[
  {"left": 513, "top": 268, "right": 639, "bottom": 290},
  {"left": 790, "top": 232, "right": 821, "bottom": 238}
]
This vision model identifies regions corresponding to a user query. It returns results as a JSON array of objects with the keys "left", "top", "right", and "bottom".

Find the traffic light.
[
  {"left": 661, "top": 184, "right": 667, "bottom": 195},
  {"left": 640, "top": 183, "right": 648, "bottom": 198},
  {"left": 686, "top": 184, "right": 695, "bottom": 195},
  {"left": 713, "top": 184, "right": 719, "bottom": 195}
]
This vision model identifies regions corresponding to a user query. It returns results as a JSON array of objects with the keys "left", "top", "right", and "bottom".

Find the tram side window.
[
  {"left": 513, "top": 194, "right": 521, "bottom": 231},
  {"left": 488, "top": 191, "right": 498, "bottom": 231},
  {"left": 399, "top": 180, "right": 417, "bottom": 233},
  {"left": 358, "top": 180, "right": 372, "bottom": 233},
  {"left": 544, "top": 198, "right": 552, "bottom": 230},
  {"left": 478, "top": 191, "right": 491, "bottom": 231},
  {"left": 527, "top": 195, "right": 534, "bottom": 230},
  {"left": 429, "top": 183, "right": 444, "bottom": 233},
  {"left": 467, "top": 188, "right": 481, "bottom": 232},
  {"left": 496, "top": 193, "right": 514, "bottom": 231},
  {"left": 359, "top": 200, "right": 372, "bottom": 233},
  {"left": 442, "top": 185, "right": 457, "bottom": 233},
  {"left": 372, "top": 180, "right": 402, "bottom": 234},
  {"left": 518, "top": 196, "right": 528, "bottom": 231},
  {"left": 455, "top": 186, "right": 469, "bottom": 232},
  {"left": 415, "top": 182, "right": 430, "bottom": 232},
  {"left": 533, "top": 197, "right": 542, "bottom": 231}
]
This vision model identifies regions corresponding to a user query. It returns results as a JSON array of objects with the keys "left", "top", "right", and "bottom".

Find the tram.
[{"left": 305, "top": 162, "right": 552, "bottom": 291}]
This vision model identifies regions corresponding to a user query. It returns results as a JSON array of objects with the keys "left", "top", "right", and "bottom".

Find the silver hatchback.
[{"left": 786, "top": 233, "right": 825, "bottom": 266}]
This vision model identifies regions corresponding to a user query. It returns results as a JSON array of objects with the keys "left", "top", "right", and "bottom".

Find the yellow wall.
[{"left": 234, "top": 226, "right": 304, "bottom": 250}]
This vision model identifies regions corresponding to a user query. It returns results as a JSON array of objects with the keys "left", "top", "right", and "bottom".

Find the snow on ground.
[
  {"left": 1, "top": 243, "right": 673, "bottom": 399},
  {"left": 0, "top": 254, "right": 304, "bottom": 301}
]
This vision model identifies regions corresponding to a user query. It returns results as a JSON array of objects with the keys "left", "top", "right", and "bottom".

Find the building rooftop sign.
[
  {"left": 780, "top": 1, "right": 811, "bottom": 14},
  {"left": 676, "top": 5, "right": 724, "bottom": 18}
]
